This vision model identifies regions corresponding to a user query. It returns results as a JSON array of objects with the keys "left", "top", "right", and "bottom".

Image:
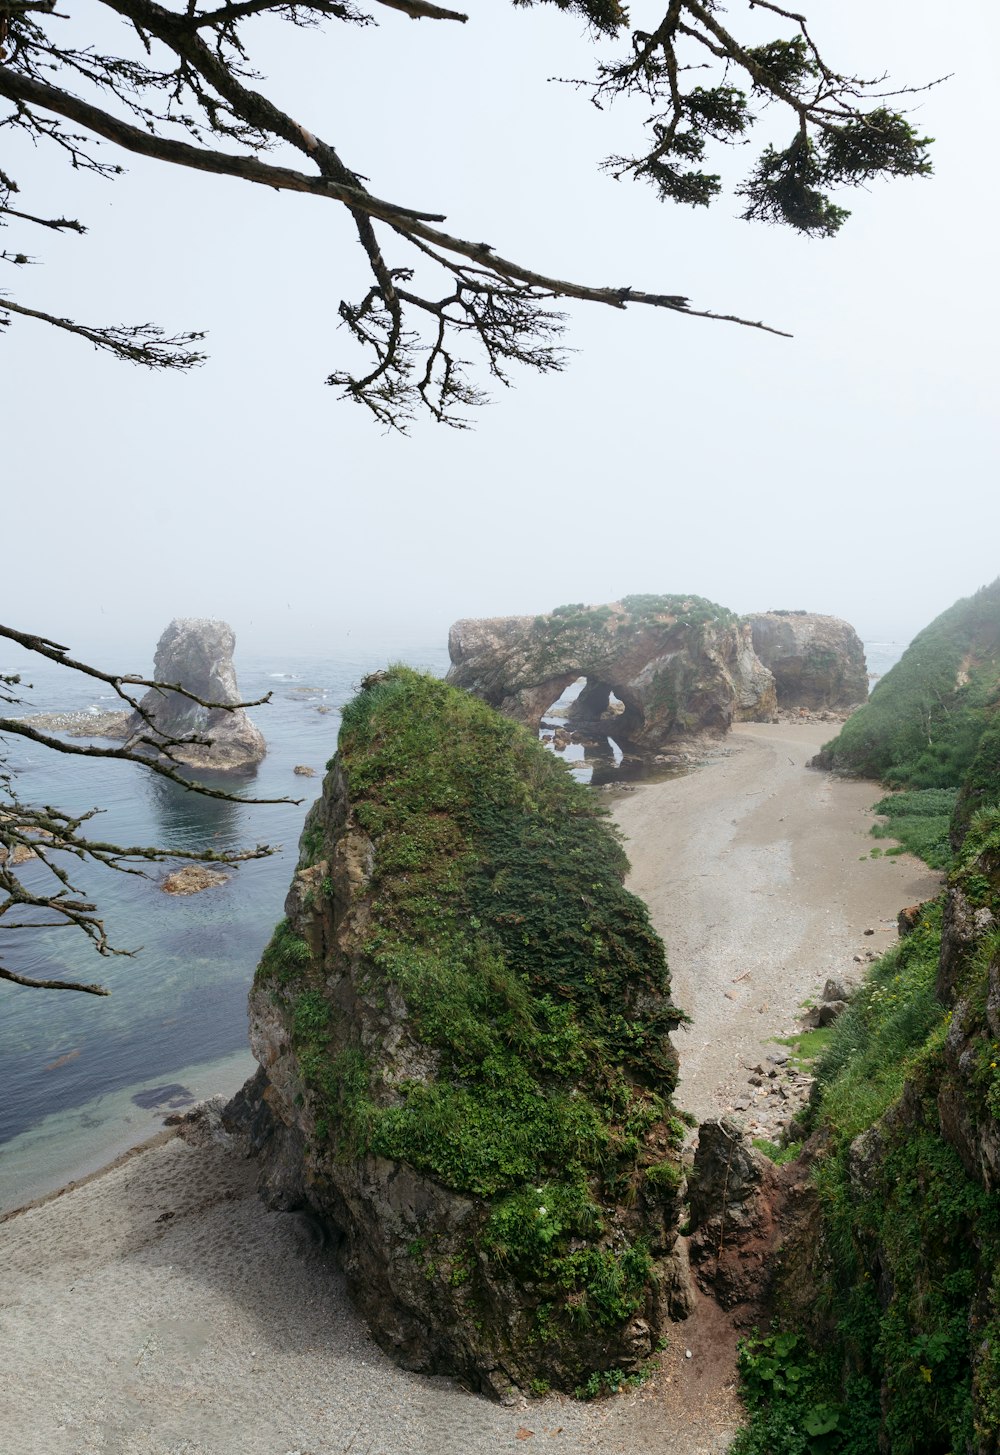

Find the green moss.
[
  {"left": 255, "top": 918, "right": 311, "bottom": 988},
  {"left": 293, "top": 667, "right": 683, "bottom": 1346}
]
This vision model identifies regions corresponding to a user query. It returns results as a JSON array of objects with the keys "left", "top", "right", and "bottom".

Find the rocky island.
[
  {"left": 23, "top": 617, "right": 267, "bottom": 773},
  {"left": 123, "top": 618, "right": 266, "bottom": 774}
]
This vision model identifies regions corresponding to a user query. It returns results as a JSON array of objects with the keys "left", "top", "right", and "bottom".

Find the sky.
[{"left": 3, "top": 0, "right": 998, "bottom": 669}]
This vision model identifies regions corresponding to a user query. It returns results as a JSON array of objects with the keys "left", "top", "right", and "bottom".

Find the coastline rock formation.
[
  {"left": 746, "top": 611, "right": 868, "bottom": 710},
  {"left": 125, "top": 618, "right": 265, "bottom": 773},
  {"left": 447, "top": 595, "right": 777, "bottom": 753},
  {"left": 230, "top": 668, "right": 692, "bottom": 1398}
]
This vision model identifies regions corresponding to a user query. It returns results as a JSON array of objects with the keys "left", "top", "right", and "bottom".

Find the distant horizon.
[{"left": 6, "top": 590, "right": 963, "bottom": 674}]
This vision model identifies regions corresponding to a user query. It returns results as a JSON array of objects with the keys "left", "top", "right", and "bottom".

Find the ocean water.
[
  {"left": 0, "top": 641, "right": 447, "bottom": 1211},
  {"left": 0, "top": 634, "right": 906, "bottom": 1212}
]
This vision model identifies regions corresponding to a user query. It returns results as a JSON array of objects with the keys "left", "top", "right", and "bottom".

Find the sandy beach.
[{"left": 2, "top": 722, "right": 941, "bottom": 1454}]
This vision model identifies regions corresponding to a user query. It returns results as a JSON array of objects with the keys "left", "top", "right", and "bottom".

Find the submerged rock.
[
  {"left": 160, "top": 865, "right": 230, "bottom": 895},
  {"left": 746, "top": 611, "right": 868, "bottom": 710},
  {"left": 446, "top": 595, "right": 776, "bottom": 754},
  {"left": 125, "top": 618, "right": 265, "bottom": 773},
  {"left": 231, "top": 668, "right": 691, "bottom": 1398}
]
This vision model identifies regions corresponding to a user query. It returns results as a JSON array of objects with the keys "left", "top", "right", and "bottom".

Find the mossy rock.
[{"left": 240, "top": 668, "right": 690, "bottom": 1397}]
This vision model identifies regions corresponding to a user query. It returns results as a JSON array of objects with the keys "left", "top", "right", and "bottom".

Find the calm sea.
[
  {"left": 0, "top": 635, "right": 905, "bottom": 1211},
  {"left": 0, "top": 640, "right": 448, "bottom": 1211}
]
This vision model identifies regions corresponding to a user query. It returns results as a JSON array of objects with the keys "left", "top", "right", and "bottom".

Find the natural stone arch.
[
  {"left": 447, "top": 596, "right": 778, "bottom": 755},
  {"left": 568, "top": 677, "right": 644, "bottom": 742}
]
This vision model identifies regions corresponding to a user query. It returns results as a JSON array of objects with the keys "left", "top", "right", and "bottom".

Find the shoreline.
[{"left": 3, "top": 723, "right": 941, "bottom": 1453}]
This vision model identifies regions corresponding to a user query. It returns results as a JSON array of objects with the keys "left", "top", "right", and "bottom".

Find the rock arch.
[{"left": 447, "top": 596, "right": 777, "bottom": 753}]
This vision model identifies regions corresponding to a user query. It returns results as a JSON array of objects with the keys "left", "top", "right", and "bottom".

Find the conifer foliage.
[{"left": 0, "top": 0, "right": 934, "bottom": 426}]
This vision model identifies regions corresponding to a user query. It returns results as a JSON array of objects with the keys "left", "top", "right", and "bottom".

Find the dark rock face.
[
  {"left": 447, "top": 596, "right": 776, "bottom": 753},
  {"left": 125, "top": 618, "right": 265, "bottom": 773},
  {"left": 746, "top": 612, "right": 868, "bottom": 710},
  {"left": 686, "top": 1118, "right": 784, "bottom": 1310},
  {"left": 232, "top": 669, "right": 692, "bottom": 1399}
]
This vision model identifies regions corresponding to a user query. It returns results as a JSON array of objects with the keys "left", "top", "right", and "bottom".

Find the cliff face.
[
  {"left": 126, "top": 618, "right": 265, "bottom": 773},
  {"left": 750, "top": 784, "right": 1000, "bottom": 1450},
  {"left": 447, "top": 595, "right": 776, "bottom": 751},
  {"left": 233, "top": 669, "right": 691, "bottom": 1399},
  {"left": 746, "top": 611, "right": 868, "bottom": 710}
]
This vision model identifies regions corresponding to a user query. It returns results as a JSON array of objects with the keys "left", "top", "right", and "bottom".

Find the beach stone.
[
  {"left": 823, "top": 977, "right": 851, "bottom": 1003},
  {"left": 293, "top": 765, "right": 317, "bottom": 777},
  {"left": 123, "top": 618, "right": 266, "bottom": 774}
]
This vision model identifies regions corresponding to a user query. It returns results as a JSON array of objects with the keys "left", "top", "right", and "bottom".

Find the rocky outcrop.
[
  {"left": 125, "top": 618, "right": 265, "bottom": 773},
  {"left": 229, "top": 668, "right": 692, "bottom": 1399},
  {"left": 746, "top": 611, "right": 868, "bottom": 710},
  {"left": 447, "top": 595, "right": 776, "bottom": 753},
  {"left": 160, "top": 865, "right": 230, "bottom": 895}
]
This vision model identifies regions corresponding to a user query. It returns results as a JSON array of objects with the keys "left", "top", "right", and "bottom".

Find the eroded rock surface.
[
  {"left": 747, "top": 611, "right": 868, "bottom": 710},
  {"left": 230, "top": 668, "right": 692, "bottom": 1398},
  {"left": 125, "top": 618, "right": 265, "bottom": 773},
  {"left": 447, "top": 596, "right": 776, "bottom": 753}
]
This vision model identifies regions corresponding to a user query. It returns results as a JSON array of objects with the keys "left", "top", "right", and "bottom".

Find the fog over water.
[{"left": 2, "top": 1, "right": 997, "bottom": 663}]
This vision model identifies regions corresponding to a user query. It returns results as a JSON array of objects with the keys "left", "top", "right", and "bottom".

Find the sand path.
[{"left": 2, "top": 723, "right": 941, "bottom": 1454}]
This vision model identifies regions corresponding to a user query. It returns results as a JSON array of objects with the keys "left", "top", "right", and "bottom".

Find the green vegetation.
[
  {"left": 619, "top": 593, "right": 738, "bottom": 630},
  {"left": 752, "top": 1138, "right": 804, "bottom": 1166},
  {"left": 951, "top": 712, "right": 1000, "bottom": 849},
  {"left": 820, "top": 579, "right": 1000, "bottom": 789},
  {"left": 525, "top": 593, "right": 738, "bottom": 684},
  {"left": 730, "top": 1331, "right": 875, "bottom": 1455},
  {"left": 775, "top": 1026, "right": 834, "bottom": 1072},
  {"left": 869, "top": 787, "right": 958, "bottom": 869},
  {"left": 278, "top": 668, "right": 685, "bottom": 1348},
  {"left": 810, "top": 902, "right": 945, "bottom": 1144},
  {"left": 255, "top": 917, "right": 311, "bottom": 987},
  {"left": 732, "top": 819, "right": 1000, "bottom": 1452}
]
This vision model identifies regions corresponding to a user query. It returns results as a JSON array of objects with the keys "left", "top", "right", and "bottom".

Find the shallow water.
[{"left": 0, "top": 641, "right": 447, "bottom": 1210}]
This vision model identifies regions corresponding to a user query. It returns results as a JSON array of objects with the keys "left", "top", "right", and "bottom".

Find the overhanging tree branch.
[
  {"left": 0, "top": 1, "right": 936, "bottom": 425},
  {"left": 1, "top": 628, "right": 290, "bottom": 994}
]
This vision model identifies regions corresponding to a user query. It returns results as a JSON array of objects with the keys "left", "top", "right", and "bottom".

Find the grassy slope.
[{"left": 821, "top": 578, "right": 1000, "bottom": 789}]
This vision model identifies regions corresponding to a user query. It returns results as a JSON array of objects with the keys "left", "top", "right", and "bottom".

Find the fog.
[{"left": 3, "top": 1, "right": 997, "bottom": 669}]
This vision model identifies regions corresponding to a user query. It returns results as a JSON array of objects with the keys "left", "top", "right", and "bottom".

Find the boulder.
[
  {"left": 686, "top": 1118, "right": 783, "bottom": 1309},
  {"left": 230, "top": 668, "right": 691, "bottom": 1398},
  {"left": 447, "top": 595, "right": 776, "bottom": 754},
  {"left": 124, "top": 618, "right": 265, "bottom": 773},
  {"left": 747, "top": 612, "right": 868, "bottom": 710},
  {"left": 160, "top": 865, "right": 230, "bottom": 895}
]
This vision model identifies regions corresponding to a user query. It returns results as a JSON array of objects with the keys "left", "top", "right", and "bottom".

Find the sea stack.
[
  {"left": 746, "top": 611, "right": 868, "bottom": 710},
  {"left": 126, "top": 618, "right": 265, "bottom": 773},
  {"left": 230, "top": 668, "right": 692, "bottom": 1398}
]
